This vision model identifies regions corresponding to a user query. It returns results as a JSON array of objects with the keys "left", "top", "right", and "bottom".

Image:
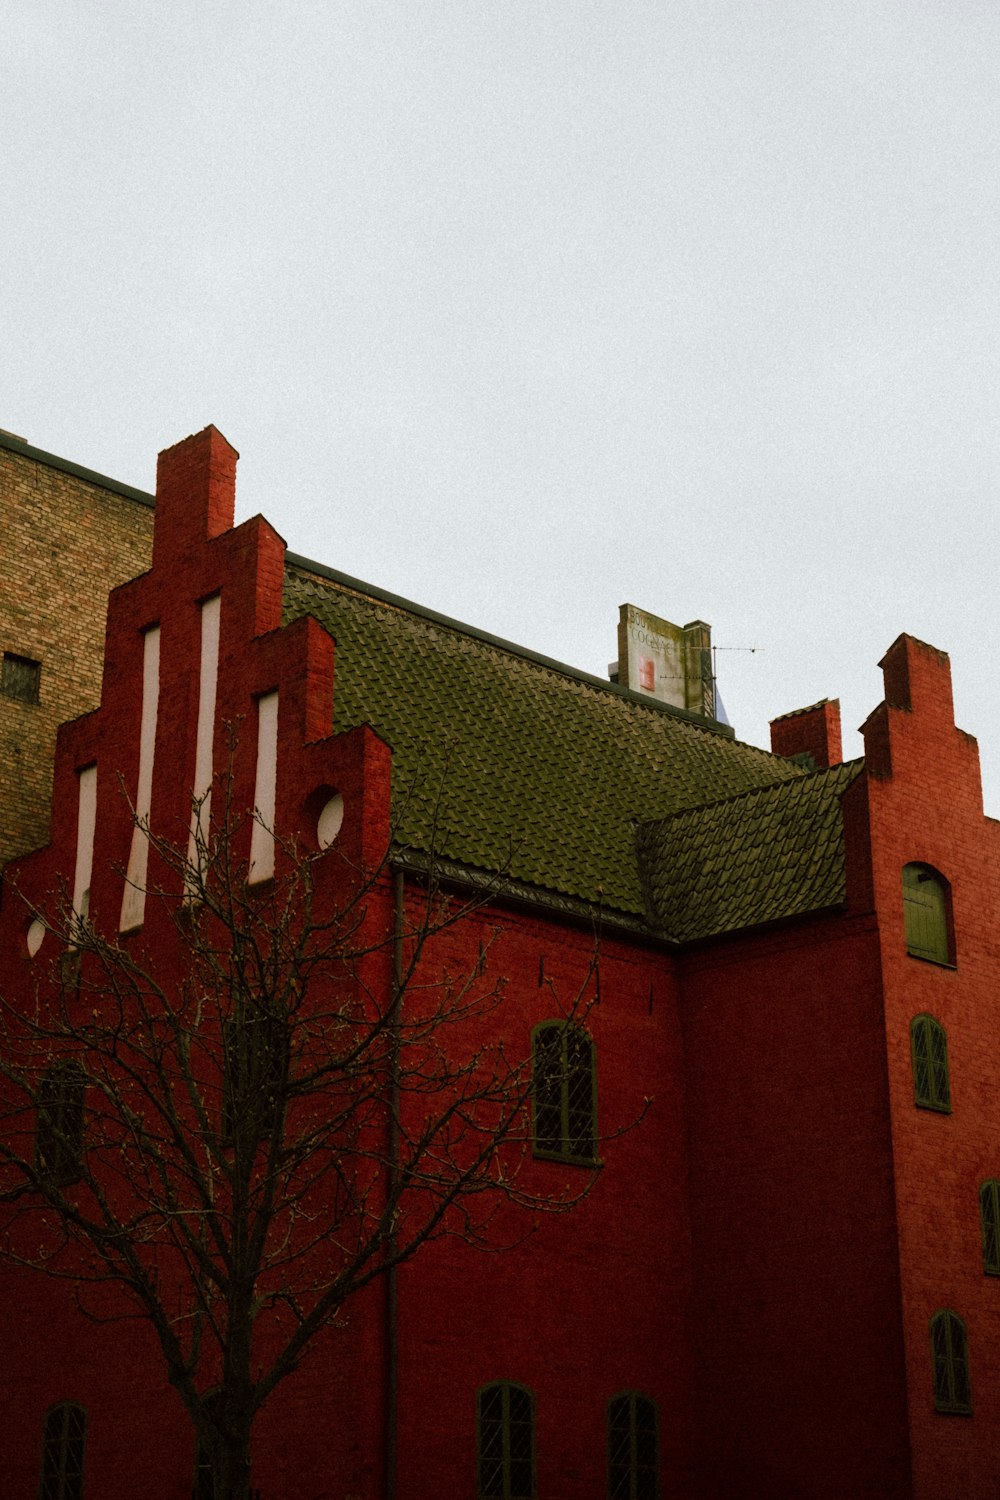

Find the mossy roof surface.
[
  {"left": 635, "top": 759, "right": 863, "bottom": 941},
  {"left": 283, "top": 564, "right": 811, "bottom": 918}
]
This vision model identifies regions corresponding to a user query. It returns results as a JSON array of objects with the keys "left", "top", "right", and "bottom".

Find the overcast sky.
[{"left": 4, "top": 2, "right": 999, "bottom": 807}]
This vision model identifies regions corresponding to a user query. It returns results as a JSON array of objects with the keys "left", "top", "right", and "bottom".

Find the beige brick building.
[{"left": 0, "top": 431, "right": 153, "bottom": 867}]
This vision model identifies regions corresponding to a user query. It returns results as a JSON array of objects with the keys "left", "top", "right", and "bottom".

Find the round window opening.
[
  {"left": 26, "top": 919, "right": 45, "bottom": 958},
  {"left": 317, "top": 793, "right": 345, "bottom": 850}
]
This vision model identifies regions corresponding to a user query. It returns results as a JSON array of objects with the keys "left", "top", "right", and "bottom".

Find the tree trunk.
[{"left": 211, "top": 1426, "right": 254, "bottom": 1500}]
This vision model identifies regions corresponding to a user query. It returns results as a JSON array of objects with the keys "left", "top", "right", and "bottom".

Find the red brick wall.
[
  {"left": 679, "top": 914, "right": 913, "bottom": 1499},
  {"left": 392, "top": 905, "right": 694, "bottom": 1498}
]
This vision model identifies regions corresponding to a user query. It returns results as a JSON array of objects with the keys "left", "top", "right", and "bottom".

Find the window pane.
[
  {"left": 478, "top": 1384, "right": 533, "bottom": 1500},
  {"left": 41, "top": 1404, "right": 86, "bottom": 1500},
  {"left": 903, "top": 865, "right": 949, "bottom": 963},
  {"left": 930, "top": 1024, "right": 950, "bottom": 1107},
  {"left": 911, "top": 1017, "right": 949, "bottom": 1112},
  {"left": 912, "top": 1020, "right": 931, "bottom": 1104},
  {"left": 1, "top": 652, "right": 41, "bottom": 703},
  {"left": 982, "top": 1183, "right": 1000, "bottom": 1274},
  {"left": 37, "top": 1064, "right": 85, "bottom": 1187},
  {"left": 533, "top": 1024, "right": 595, "bottom": 1161},
  {"left": 932, "top": 1311, "right": 971, "bottom": 1413},
  {"left": 608, "top": 1394, "right": 658, "bottom": 1500},
  {"left": 948, "top": 1316, "right": 971, "bottom": 1410}
]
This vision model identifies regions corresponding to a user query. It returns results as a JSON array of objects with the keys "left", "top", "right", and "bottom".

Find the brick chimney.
[{"left": 770, "top": 698, "right": 842, "bottom": 770}]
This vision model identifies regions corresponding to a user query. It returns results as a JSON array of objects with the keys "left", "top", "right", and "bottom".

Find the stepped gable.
[
  {"left": 636, "top": 758, "right": 863, "bottom": 941},
  {"left": 282, "top": 562, "right": 806, "bottom": 918}
]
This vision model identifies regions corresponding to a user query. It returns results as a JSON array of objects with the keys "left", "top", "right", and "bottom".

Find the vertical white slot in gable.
[
  {"left": 72, "top": 764, "right": 97, "bottom": 928},
  {"left": 248, "top": 691, "right": 278, "bottom": 885},
  {"left": 186, "top": 595, "right": 220, "bottom": 891},
  {"left": 120, "top": 625, "right": 160, "bottom": 931}
]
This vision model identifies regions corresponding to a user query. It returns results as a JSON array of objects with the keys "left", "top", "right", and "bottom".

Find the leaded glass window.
[
  {"left": 36, "top": 1063, "right": 85, "bottom": 1187},
  {"left": 910, "top": 1015, "right": 951, "bottom": 1113},
  {"left": 39, "top": 1402, "right": 86, "bottom": 1500},
  {"left": 980, "top": 1181, "right": 1000, "bottom": 1276},
  {"left": 532, "top": 1022, "right": 596, "bottom": 1162},
  {"left": 902, "top": 864, "right": 951, "bottom": 964},
  {"left": 478, "top": 1382, "right": 534, "bottom": 1500},
  {"left": 608, "top": 1392, "right": 658, "bottom": 1500},
  {"left": 931, "top": 1309, "right": 971, "bottom": 1414}
]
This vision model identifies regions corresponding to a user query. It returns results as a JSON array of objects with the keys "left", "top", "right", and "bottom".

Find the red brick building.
[{"left": 1, "top": 427, "right": 997, "bottom": 1499}]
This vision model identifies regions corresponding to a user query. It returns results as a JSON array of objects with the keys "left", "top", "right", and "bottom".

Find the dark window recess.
[
  {"left": 1, "top": 652, "right": 41, "bottom": 703},
  {"left": 902, "top": 864, "right": 951, "bottom": 964},
  {"left": 931, "top": 1309, "right": 972, "bottom": 1414},
  {"left": 608, "top": 1393, "right": 658, "bottom": 1500},
  {"left": 478, "top": 1382, "right": 535, "bottom": 1500},
  {"left": 40, "top": 1402, "right": 86, "bottom": 1500},
  {"left": 532, "top": 1022, "right": 597, "bottom": 1163},
  {"left": 36, "top": 1063, "right": 86, "bottom": 1188},
  {"left": 222, "top": 1013, "right": 288, "bottom": 1144},
  {"left": 910, "top": 1015, "right": 951, "bottom": 1113},
  {"left": 980, "top": 1181, "right": 1000, "bottom": 1275}
]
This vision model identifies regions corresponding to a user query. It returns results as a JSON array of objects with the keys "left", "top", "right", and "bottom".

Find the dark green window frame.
[
  {"left": 608, "top": 1391, "right": 658, "bottom": 1500},
  {"left": 477, "top": 1381, "right": 535, "bottom": 1500},
  {"left": 39, "top": 1402, "right": 86, "bottom": 1500},
  {"left": 902, "top": 864, "right": 952, "bottom": 965},
  {"left": 532, "top": 1021, "right": 596, "bottom": 1163},
  {"left": 910, "top": 1014, "right": 951, "bottom": 1113},
  {"left": 36, "top": 1062, "right": 85, "bottom": 1188},
  {"left": 930, "top": 1309, "right": 971, "bottom": 1414},
  {"left": 980, "top": 1181, "right": 1000, "bottom": 1276}
]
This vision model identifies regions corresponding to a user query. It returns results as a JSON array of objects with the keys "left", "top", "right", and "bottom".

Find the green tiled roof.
[
  {"left": 282, "top": 563, "right": 808, "bottom": 919},
  {"left": 635, "top": 759, "right": 863, "bottom": 941}
]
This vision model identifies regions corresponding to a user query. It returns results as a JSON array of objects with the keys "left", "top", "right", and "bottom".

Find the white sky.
[{"left": 4, "top": 2, "right": 999, "bottom": 808}]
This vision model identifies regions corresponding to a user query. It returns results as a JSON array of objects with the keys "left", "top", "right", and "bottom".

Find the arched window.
[
  {"left": 36, "top": 1063, "right": 85, "bottom": 1187},
  {"left": 910, "top": 1015, "right": 951, "bottom": 1113},
  {"left": 477, "top": 1382, "right": 535, "bottom": 1500},
  {"left": 902, "top": 864, "right": 951, "bottom": 964},
  {"left": 608, "top": 1392, "right": 658, "bottom": 1500},
  {"left": 532, "top": 1022, "right": 596, "bottom": 1162},
  {"left": 930, "top": 1310, "right": 971, "bottom": 1414},
  {"left": 39, "top": 1402, "right": 86, "bottom": 1500},
  {"left": 980, "top": 1181, "right": 1000, "bottom": 1275}
]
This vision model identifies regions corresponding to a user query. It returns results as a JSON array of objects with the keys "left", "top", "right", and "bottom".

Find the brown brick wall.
[{"left": 0, "top": 439, "right": 153, "bottom": 866}]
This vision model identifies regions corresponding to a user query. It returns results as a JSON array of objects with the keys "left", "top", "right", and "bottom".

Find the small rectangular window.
[
  {"left": 1, "top": 652, "right": 41, "bottom": 703},
  {"left": 222, "top": 1014, "right": 288, "bottom": 1144}
]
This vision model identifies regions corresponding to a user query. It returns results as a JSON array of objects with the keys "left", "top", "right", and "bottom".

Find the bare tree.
[{"left": 0, "top": 780, "right": 619, "bottom": 1500}]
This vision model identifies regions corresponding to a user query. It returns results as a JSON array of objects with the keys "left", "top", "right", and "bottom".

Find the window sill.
[
  {"left": 906, "top": 950, "right": 956, "bottom": 970},
  {"left": 532, "top": 1148, "right": 602, "bottom": 1169}
]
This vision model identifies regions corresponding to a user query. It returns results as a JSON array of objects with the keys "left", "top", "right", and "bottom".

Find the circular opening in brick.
[
  {"left": 317, "top": 793, "right": 345, "bottom": 850},
  {"left": 26, "top": 919, "right": 45, "bottom": 958}
]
